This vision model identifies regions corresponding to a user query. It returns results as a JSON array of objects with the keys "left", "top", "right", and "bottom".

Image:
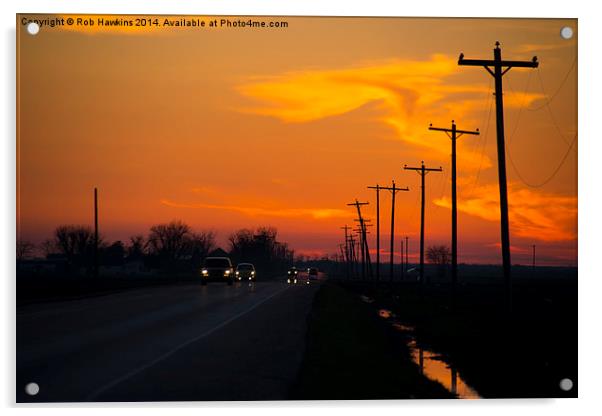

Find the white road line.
[{"left": 85, "top": 284, "right": 289, "bottom": 401}]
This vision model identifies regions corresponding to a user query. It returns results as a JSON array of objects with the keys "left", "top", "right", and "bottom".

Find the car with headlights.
[
  {"left": 200, "top": 257, "right": 234, "bottom": 285},
  {"left": 287, "top": 267, "right": 299, "bottom": 284},
  {"left": 235, "top": 263, "right": 256, "bottom": 282}
]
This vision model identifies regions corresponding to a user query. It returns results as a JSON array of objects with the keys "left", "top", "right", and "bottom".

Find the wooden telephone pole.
[
  {"left": 367, "top": 184, "right": 382, "bottom": 281},
  {"left": 347, "top": 200, "right": 371, "bottom": 280},
  {"left": 340, "top": 225, "right": 351, "bottom": 279},
  {"left": 347, "top": 234, "right": 357, "bottom": 278},
  {"left": 429, "top": 121, "right": 479, "bottom": 296},
  {"left": 93, "top": 187, "right": 99, "bottom": 278},
  {"left": 354, "top": 220, "right": 373, "bottom": 279},
  {"left": 459, "top": 41, "right": 538, "bottom": 311},
  {"left": 400, "top": 238, "right": 404, "bottom": 280},
  {"left": 405, "top": 236, "right": 409, "bottom": 278},
  {"left": 404, "top": 162, "right": 442, "bottom": 283},
  {"left": 380, "top": 180, "right": 409, "bottom": 282},
  {"left": 532, "top": 244, "right": 536, "bottom": 269}
]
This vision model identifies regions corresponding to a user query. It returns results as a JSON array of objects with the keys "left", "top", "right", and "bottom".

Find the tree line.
[{"left": 17, "top": 220, "right": 294, "bottom": 278}]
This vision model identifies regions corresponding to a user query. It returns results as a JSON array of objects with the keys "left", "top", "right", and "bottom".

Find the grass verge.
[{"left": 291, "top": 281, "right": 452, "bottom": 400}]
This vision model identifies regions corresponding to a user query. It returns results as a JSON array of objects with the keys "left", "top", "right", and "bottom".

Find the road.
[{"left": 16, "top": 279, "right": 320, "bottom": 402}]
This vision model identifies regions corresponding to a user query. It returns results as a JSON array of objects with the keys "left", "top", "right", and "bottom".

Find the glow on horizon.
[{"left": 16, "top": 16, "right": 577, "bottom": 266}]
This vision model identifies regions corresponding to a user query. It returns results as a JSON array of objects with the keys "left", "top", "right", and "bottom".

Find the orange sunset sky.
[{"left": 17, "top": 15, "right": 577, "bottom": 266}]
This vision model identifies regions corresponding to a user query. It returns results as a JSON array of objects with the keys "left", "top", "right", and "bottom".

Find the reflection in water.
[
  {"left": 408, "top": 339, "right": 480, "bottom": 399},
  {"left": 391, "top": 323, "right": 415, "bottom": 332},
  {"left": 387, "top": 320, "right": 481, "bottom": 399},
  {"left": 378, "top": 309, "right": 394, "bottom": 319}
]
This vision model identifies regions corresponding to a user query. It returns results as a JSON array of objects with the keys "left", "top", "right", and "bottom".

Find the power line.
[
  {"left": 429, "top": 121, "right": 479, "bottom": 296},
  {"left": 507, "top": 132, "right": 577, "bottom": 188},
  {"left": 535, "top": 68, "right": 572, "bottom": 146},
  {"left": 459, "top": 41, "right": 539, "bottom": 313},
  {"left": 432, "top": 161, "right": 449, "bottom": 215},
  {"left": 405, "top": 184, "right": 422, "bottom": 229},
  {"left": 366, "top": 184, "right": 382, "bottom": 281},
  {"left": 467, "top": 87, "right": 494, "bottom": 199},
  {"left": 379, "top": 180, "right": 409, "bottom": 282},
  {"left": 347, "top": 200, "right": 372, "bottom": 280},
  {"left": 503, "top": 63, "right": 577, "bottom": 188},
  {"left": 527, "top": 58, "right": 576, "bottom": 111},
  {"left": 505, "top": 70, "right": 533, "bottom": 146},
  {"left": 403, "top": 161, "right": 443, "bottom": 284},
  {"left": 462, "top": 79, "right": 492, "bottom": 161}
]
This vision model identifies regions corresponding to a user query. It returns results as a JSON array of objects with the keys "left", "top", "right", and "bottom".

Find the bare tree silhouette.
[
  {"left": 427, "top": 244, "right": 451, "bottom": 278},
  {"left": 127, "top": 235, "right": 146, "bottom": 260},
  {"left": 53, "top": 225, "right": 97, "bottom": 268},
  {"left": 146, "top": 220, "right": 216, "bottom": 270},
  {"left": 147, "top": 220, "right": 191, "bottom": 266},
  {"left": 187, "top": 231, "right": 216, "bottom": 267},
  {"left": 229, "top": 227, "right": 293, "bottom": 277},
  {"left": 40, "top": 238, "right": 58, "bottom": 258},
  {"left": 16, "top": 240, "right": 35, "bottom": 261}
]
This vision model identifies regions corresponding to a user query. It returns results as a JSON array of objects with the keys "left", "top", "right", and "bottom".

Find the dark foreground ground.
[
  {"left": 17, "top": 270, "right": 575, "bottom": 402},
  {"left": 17, "top": 280, "right": 319, "bottom": 402},
  {"left": 292, "top": 282, "right": 452, "bottom": 399},
  {"left": 17, "top": 274, "right": 453, "bottom": 403},
  {"left": 336, "top": 274, "right": 578, "bottom": 398}
]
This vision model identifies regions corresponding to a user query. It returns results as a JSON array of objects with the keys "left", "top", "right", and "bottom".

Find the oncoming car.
[
  {"left": 200, "top": 257, "right": 234, "bottom": 285},
  {"left": 236, "top": 263, "right": 256, "bottom": 282},
  {"left": 308, "top": 267, "right": 319, "bottom": 280},
  {"left": 287, "top": 267, "right": 298, "bottom": 284}
]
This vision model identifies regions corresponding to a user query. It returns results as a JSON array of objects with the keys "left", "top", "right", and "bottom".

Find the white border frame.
[{"left": 3, "top": 1, "right": 599, "bottom": 415}]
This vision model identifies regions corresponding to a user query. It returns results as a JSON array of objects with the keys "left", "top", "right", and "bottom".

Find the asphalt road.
[{"left": 16, "top": 278, "right": 320, "bottom": 402}]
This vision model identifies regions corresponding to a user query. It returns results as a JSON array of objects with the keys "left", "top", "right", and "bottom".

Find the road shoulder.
[{"left": 291, "top": 281, "right": 452, "bottom": 400}]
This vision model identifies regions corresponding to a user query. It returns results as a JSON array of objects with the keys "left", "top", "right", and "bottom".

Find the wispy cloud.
[
  {"left": 160, "top": 199, "right": 353, "bottom": 220},
  {"left": 191, "top": 186, "right": 219, "bottom": 194},
  {"left": 434, "top": 183, "right": 577, "bottom": 241},
  {"left": 516, "top": 42, "right": 574, "bottom": 54},
  {"left": 236, "top": 55, "right": 543, "bottom": 170},
  {"left": 485, "top": 242, "right": 530, "bottom": 254}
]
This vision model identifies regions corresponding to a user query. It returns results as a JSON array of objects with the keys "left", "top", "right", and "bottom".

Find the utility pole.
[
  {"left": 532, "top": 244, "right": 536, "bottom": 269},
  {"left": 367, "top": 184, "right": 382, "bottom": 281},
  {"left": 352, "top": 236, "right": 359, "bottom": 277},
  {"left": 348, "top": 234, "right": 357, "bottom": 278},
  {"left": 400, "top": 238, "right": 404, "bottom": 280},
  {"left": 340, "top": 225, "right": 351, "bottom": 278},
  {"left": 459, "top": 41, "right": 538, "bottom": 311},
  {"left": 380, "top": 180, "right": 409, "bottom": 282},
  {"left": 353, "top": 227, "right": 368, "bottom": 279},
  {"left": 354, "top": 220, "right": 373, "bottom": 280},
  {"left": 429, "top": 121, "right": 479, "bottom": 297},
  {"left": 404, "top": 162, "right": 442, "bottom": 284},
  {"left": 338, "top": 243, "right": 346, "bottom": 277},
  {"left": 354, "top": 228, "right": 365, "bottom": 279},
  {"left": 405, "top": 236, "right": 409, "bottom": 278},
  {"left": 93, "top": 187, "right": 99, "bottom": 279},
  {"left": 347, "top": 200, "right": 371, "bottom": 280}
]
